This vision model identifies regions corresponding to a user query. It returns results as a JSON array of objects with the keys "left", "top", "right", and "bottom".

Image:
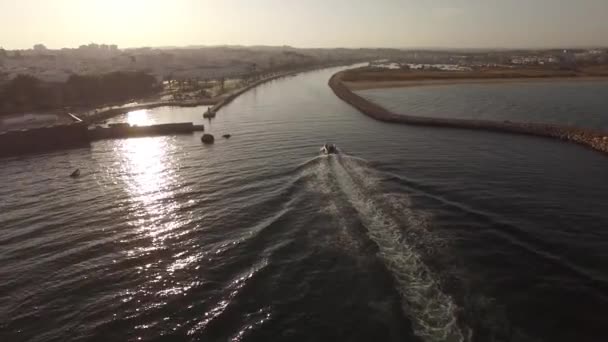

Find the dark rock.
[
  {"left": 222, "top": 134, "right": 231, "bottom": 139},
  {"left": 70, "top": 169, "right": 81, "bottom": 178},
  {"left": 201, "top": 134, "right": 215, "bottom": 144}
]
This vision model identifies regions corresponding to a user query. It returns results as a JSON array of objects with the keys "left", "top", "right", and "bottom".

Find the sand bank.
[{"left": 346, "top": 76, "right": 608, "bottom": 90}]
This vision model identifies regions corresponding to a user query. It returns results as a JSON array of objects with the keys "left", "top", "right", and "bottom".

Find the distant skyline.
[{"left": 1, "top": 0, "right": 608, "bottom": 50}]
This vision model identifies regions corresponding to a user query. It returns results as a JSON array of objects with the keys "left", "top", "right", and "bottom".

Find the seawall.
[
  {"left": 0, "top": 123, "right": 90, "bottom": 157},
  {"left": 329, "top": 71, "right": 608, "bottom": 155},
  {"left": 88, "top": 123, "right": 204, "bottom": 140},
  {"left": 82, "top": 99, "right": 218, "bottom": 124},
  {"left": 0, "top": 122, "right": 206, "bottom": 158}
]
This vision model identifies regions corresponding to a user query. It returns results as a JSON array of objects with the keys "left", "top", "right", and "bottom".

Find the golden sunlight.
[
  {"left": 83, "top": 0, "right": 159, "bottom": 17},
  {"left": 126, "top": 109, "right": 155, "bottom": 127},
  {"left": 120, "top": 137, "right": 169, "bottom": 206},
  {"left": 118, "top": 136, "right": 182, "bottom": 243}
]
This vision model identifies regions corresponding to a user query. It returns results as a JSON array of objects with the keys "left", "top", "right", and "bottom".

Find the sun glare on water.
[
  {"left": 117, "top": 136, "right": 184, "bottom": 242},
  {"left": 126, "top": 109, "right": 155, "bottom": 127},
  {"left": 121, "top": 137, "right": 169, "bottom": 205}
]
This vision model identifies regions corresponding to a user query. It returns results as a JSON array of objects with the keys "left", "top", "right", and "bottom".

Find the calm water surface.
[
  {"left": 359, "top": 81, "right": 608, "bottom": 130},
  {"left": 2, "top": 67, "right": 608, "bottom": 342}
]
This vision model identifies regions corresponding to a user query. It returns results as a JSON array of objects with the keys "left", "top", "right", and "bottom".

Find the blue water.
[
  {"left": 358, "top": 81, "right": 608, "bottom": 130},
  {"left": 2, "top": 67, "right": 608, "bottom": 342}
]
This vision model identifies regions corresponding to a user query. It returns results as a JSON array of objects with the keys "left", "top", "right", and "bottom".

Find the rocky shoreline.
[{"left": 329, "top": 70, "right": 608, "bottom": 155}]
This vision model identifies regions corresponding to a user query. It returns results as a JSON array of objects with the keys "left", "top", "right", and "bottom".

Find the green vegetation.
[{"left": 0, "top": 71, "right": 158, "bottom": 115}]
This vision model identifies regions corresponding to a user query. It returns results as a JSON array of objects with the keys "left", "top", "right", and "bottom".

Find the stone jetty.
[{"left": 329, "top": 71, "right": 608, "bottom": 155}]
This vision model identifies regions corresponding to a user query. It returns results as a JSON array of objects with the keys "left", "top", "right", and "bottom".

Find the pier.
[
  {"left": 88, "top": 122, "right": 204, "bottom": 140},
  {"left": 0, "top": 122, "right": 204, "bottom": 157}
]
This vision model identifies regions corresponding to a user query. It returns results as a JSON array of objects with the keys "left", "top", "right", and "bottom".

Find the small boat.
[{"left": 321, "top": 143, "right": 338, "bottom": 155}]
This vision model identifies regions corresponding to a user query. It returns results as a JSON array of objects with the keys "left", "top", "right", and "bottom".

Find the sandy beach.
[{"left": 341, "top": 65, "right": 608, "bottom": 90}]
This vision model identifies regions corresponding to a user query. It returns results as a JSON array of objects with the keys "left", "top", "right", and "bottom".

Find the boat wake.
[{"left": 300, "top": 153, "right": 469, "bottom": 342}]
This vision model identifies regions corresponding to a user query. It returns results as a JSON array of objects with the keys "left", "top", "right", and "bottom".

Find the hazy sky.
[{"left": 1, "top": 0, "right": 607, "bottom": 49}]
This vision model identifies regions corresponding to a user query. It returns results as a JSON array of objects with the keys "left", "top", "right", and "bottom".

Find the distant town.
[
  {"left": 1, "top": 44, "right": 607, "bottom": 120},
  {"left": 1, "top": 44, "right": 607, "bottom": 85},
  {"left": 0, "top": 44, "right": 379, "bottom": 84}
]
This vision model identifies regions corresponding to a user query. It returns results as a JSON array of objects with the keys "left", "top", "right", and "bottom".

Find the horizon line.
[{"left": 2, "top": 43, "right": 607, "bottom": 52}]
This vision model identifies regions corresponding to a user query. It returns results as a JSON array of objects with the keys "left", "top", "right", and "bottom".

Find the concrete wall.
[
  {"left": 88, "top": 122, "right": 203, "bottom": 140},
  {"left": 0, "top": 123, "right": 89, "bottom": 157},
  {"left": 329, "top": 70, "right": 608, "bottom": 155}
]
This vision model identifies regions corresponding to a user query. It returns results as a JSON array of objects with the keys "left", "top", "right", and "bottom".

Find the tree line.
[{"left": 0, "top": 71, "right": 159, "bottom": 115}]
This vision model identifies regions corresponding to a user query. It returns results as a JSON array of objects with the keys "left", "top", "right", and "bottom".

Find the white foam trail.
[
  {"left": 331, "top": 156, "right": 466, "bottom": 342},
  {"left": 342, "top": 157, "right": 447, "bottom": 256},
  {"left": 305, "top": 156, "right": 333, "bottom": 195},
  {"left": 301, "top": 156, "right": 364, "bottom": 252}
]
